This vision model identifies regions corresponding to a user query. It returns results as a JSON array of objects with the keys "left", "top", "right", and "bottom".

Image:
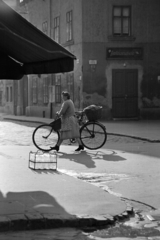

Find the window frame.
[
  {"left": 42, "top": 21, "right": 48, "bottom": 35},
  {"left": 112, "top": 6, "right": 131, "bottom": 37},
  {"left": 66, "top": 10, "right": 73, "bottom": 42},
  {"left": 54, "top": 16, "right": 60, "bottom": 43},
  {"left": 32, "top": 77, "right": 38, "bottom": 104},
  {"left": 55, "top": 75, "right": 61, "bottom": 103},
  {"left": 10, "top": 86, "right": 13, "bottom": 102},
  {"left": 6, "top": 87, "right": 9, "bottom": 102},
  {"left": 67, "top": 72, "right": 74, "bottom": 101},
  {"left": 43, "top": 77, "right": 49, "bottom": 104}
]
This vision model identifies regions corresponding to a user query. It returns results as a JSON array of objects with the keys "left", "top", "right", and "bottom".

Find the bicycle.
[{"left": 32, "top": 106, "right": 107, "bottom": 152}]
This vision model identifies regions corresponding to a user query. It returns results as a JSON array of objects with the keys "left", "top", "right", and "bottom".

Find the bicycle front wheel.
[
  {"left": 32, "top": 124, "right": 60, "bottom": 152},
  {"left": 80, "top": 122, "right": 107, "bottom": 150}
]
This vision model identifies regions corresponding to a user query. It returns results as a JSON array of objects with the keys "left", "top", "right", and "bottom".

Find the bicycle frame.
[{"left": 42, "top": 127, "right": 53, "bottom": 139}]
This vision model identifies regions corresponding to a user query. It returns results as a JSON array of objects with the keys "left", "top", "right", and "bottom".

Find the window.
[
  {"left": 42, "top": 21, "right": 48, "bottom": 35},
  {"left": 113, "top": 6, "right": 131, "bottom": 36},
  {"left": 43, "top": 77, "right": 49, "bottom": 104},
  {"left": 54, "top": 16, "right": 60, "bottom": 43},
  {"left": 6, "top": 87, "right": 9, "bottom": 102},
  {"left": 67, "top": 73, "right": 74, "bottom": 101},
  {"left": 10, "top": 86, "right": 13, "bottom": 102},
  {"left": 55, "top": 75, "right": 61, "bottom": 103},
  {"left": 32, "top": 77, "right": 38, "bottom": 104},
  {"left": 0, "top": 91, "right": 2, "bottom": 106},
  {"left": 66, "top": 10, "right": 73, "bottom": 41}
]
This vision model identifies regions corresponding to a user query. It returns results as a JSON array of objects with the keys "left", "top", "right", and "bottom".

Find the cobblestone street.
[
  {"left": 0, "top": 120, "right": 148, "bottom": 147},
  {"left": 1, "top": 119, "right": 158, "bottom": 160}
]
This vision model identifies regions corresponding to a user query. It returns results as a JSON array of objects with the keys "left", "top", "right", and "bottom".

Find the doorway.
[{"left": 112, "top": 69, "right": 138, "bottom": 118}]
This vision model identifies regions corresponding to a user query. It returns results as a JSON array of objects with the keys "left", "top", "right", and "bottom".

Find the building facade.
[{"left": 2, "top": 0, "right": 160, "bottom": 119}]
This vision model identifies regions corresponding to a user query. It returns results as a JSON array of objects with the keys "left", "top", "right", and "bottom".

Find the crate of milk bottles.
[{"left": 29, "top": 151, "right": 57, "bottom": 170}]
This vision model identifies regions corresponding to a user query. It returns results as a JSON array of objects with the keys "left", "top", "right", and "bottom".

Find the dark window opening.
[{"left": 113, "top": 6, "right": 131, "bottom": 36}]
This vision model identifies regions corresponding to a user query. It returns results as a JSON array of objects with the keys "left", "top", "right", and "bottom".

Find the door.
[{"left": 112, "top": 69, "right": 138, "bottom": 118}]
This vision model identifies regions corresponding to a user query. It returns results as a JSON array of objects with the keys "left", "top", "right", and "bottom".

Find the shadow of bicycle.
[{"left": 58, "top": 149, "right": 126, "bottom": 168}]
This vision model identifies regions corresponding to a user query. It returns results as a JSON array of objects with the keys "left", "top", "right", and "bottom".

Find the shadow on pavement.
[
  {"left": 91, "top": 150, "right": 127, "bottom": 162},
  {"left": 59, "top": 149, "right": 126, "bottom": 168},
  {"left": 0, "top": 190, "right": 73, "bottom": 218},
  {"left": 29, "top": 169, "right": 62, "bottom": 175},
  {"left": 59, "top": 150, "right": 96, "bottom": 168}
]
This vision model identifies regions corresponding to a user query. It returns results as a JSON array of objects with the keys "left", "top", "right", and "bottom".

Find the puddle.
[{"left": 59, "top": 169, "right": 134, "bottom": 197}]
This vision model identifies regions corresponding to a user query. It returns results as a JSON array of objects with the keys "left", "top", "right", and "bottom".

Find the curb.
[
  {"left": 0, "top": 206, "right": 134, "bottom": 232},
  {"left": 3, "top": 117, "right": 50, "bottom": 125},
  {"left": 108, "top": 132, "right": 160, "bottom": 143}
]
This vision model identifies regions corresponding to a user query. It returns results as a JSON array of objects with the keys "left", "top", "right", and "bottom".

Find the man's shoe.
[
  {"left": 51, "top": 145, "right": 59, "bottom": 152},
  {"left": 75, "top": 145, "right": 84, "bottom": 151}
]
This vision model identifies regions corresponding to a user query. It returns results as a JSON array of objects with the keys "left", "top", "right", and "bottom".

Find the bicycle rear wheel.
[
  {"left": 80, "top": 122, "right": 107, "bottom": 150},
  {"left": 32, "top": 124, "right": 60, "bottom": 152}
]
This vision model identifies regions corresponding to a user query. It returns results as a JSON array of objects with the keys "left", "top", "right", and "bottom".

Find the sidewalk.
[
  {"left": 0, "top": 145, "right": 131, "bottom": 232},
  {"left": 2, "top": 113, "right": 160, "bottom": 142}
]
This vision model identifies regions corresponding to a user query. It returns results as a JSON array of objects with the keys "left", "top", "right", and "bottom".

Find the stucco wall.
[
  {"left": 27, "top": 0, "right": 50, "bottom": 32},
  {"left": 82, "top": 42, "right": 107, "bottom": 105},
  {"left": 51, "top": 0, "right": 83, "bottom": 109},
  {"left": 81, "top": 0, "right": 160, "bottom": 119}
]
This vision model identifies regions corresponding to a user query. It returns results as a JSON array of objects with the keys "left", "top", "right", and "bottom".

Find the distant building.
[{"left": 1, "top": 0, "right": 160, "bottom": 119}]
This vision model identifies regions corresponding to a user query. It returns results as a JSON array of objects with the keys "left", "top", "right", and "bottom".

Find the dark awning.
[{"left": 0, "top": 0, "right": 76, "bottom": 79}]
